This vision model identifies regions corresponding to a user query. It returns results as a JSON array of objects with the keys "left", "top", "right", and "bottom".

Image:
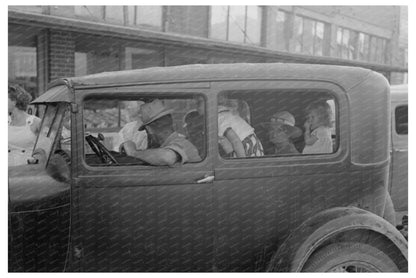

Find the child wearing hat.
[{"left": 267, "top": 111, "right": 302, "bottom": 155}]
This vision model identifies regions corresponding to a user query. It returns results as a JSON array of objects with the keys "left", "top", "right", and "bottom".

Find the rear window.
[
  {"left": 217, "top": 90, "right": 338, "bottom": 159},
  {"left": 395, "top": 105, "right": 408, "bottom": 135}
]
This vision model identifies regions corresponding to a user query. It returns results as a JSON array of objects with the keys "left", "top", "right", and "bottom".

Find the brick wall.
[{"left": 49, "top": 30, "right": 75, "bottom": 81}]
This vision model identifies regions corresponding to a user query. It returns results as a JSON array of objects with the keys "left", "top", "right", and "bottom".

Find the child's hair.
[
  {"left": 305, "top": 100, "right": 332, "bottom": 127},
  {"left": 8, "top": 83, "right": 32, "bottom": 111}
]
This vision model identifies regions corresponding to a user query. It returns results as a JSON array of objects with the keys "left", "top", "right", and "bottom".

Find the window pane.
[
  {"left": 381, "top": 39, "right": 388, "bottom": 63},
  {"left": 75, "top": 6, "right": 103, "bottom": 19},
  {"left": 395, "top": 105, "right": 408, "bottom": 135},
  {"left": 336, "top": 27, "right": 343, "bottom": 57},
  {"left": 376, "top": 38, "right": 384, "bottom": 63},
  {"left": 358, "top": 33, "right": 366, "bottom": 60},
  {"left": 302, "top": 18, "right": 314, "bottom": 55},
  {"left": 342, "top": 29, "right": 350, "bottom": 59},
  {"left": 228, "top": 6, "right": 246, "bottom": 43},
  {"left": 75, "top": 52, "right": 87, "bottom": 76},
  {"left": 349, "top": 30, "right": 358, "bottom": 60},
  {"left": 136, "top": 6, "right": 162, "bottom": 30},
  {"left": 314, "top": 22, "right": 324, "bottom": 56},
  {"left": 218, "top": 90, "right": 337, "bottom": 158},
  {"left": 8, "top": 46, "right": 37, "bottom": 98},
  {"left": 126, "top": 6, "right": 135, "bottom": 25},
  {"left": 105, "top": 6, "right": 124, "bottom": 23},
  {"left": 294, "top": 16, "right": 303, "bottom": 53},
  {"left": 84, "top": 96, "right": 206, "bottom": 166},
  {"left": 210, "top": 6, "right": 228, "bottom": 40},
  {"left": 275, "top": 10, "right": 286, "bottom": 51},
  {"left": 369, "top": 36, "right": 377, "bottom": 62},
  {"left": 359, "top": 33, "right": 370, "bottom": 61},
  {"left": 125, "top": 47, "right": 163, "bottom": 69},
  {"left": 245, "top": 6, "right": 261, "bottom": 45}
]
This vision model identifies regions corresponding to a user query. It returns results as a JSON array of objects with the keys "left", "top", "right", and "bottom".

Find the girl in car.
[
  {"left": 217, "top": 95, "right": 264, "bottom": 158},
  {"left": 302, "top": 100, "right": 333, "bottom": 154}
]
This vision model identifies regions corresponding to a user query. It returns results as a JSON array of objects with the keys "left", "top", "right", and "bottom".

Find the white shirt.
[
  {"left": 218, "top": 106, "right": 254, "bottom": 141},
  {"left": 302, "top": 126, "right": 332, "bottom": 154},
  {"left": 112, "top": 121, "right": 148, "bottom": 151}
]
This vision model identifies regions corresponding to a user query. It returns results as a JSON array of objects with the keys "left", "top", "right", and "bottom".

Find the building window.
[
  {"left": 104, "top": 6, "right": 124, "bottom": 23},
  {"left": 274, "top": 10, "right": 288, "bottom": 51},
  {"left": 8, "top": 46, "right": 37, "bottom": 99},
  {"left": 210, "top": 6, "right": 262, "bottom": 45},
  {"left": 338, "top": 27, "right": 388, "bottom": 63},
  {"left": 126, "top": 6, "right": 162, "bottom": 31},
  {"left": 75, "top": 6, "right": 104, "bottom": 20},
  {"left": 124, "top": 47, "right": 164, "bottom": 69},
  {"left": 358, "top": 33, "right": 370, "bottom": 61},
  {"left": 294, "top": 15, "right": 326, "bottom": 56},
  {"left": 75, "top": 52, "right": 87, "bottom": 76}
]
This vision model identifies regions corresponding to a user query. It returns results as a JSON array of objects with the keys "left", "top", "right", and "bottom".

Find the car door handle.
[{"left": 196, "top": 175, "right": 215, "bottom": 184}]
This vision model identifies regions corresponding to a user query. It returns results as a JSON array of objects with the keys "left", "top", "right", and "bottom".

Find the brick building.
[{"left": 8, "top": 5, "right": 408, "bottom": 98}]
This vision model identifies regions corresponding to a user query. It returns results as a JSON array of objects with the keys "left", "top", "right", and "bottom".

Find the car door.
[
  {"left": 71, "top": 85, "right": 216, "bottom": 271},
  {"left": 210, "top": 80, "right": 351, "bottom": 271},
  {"left": 390, "top": 101, "right": 408, "bottom": 217}
]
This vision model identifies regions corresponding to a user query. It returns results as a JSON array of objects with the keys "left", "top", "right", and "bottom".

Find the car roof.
[
  {"left": 390, "top": 84, "right": 408, "bottom": 102},
  {"left": 64, "top": 63, "right": 375, "bottom": 90}
]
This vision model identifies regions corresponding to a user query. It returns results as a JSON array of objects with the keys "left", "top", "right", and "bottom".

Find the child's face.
[
  {"left": 269, "top": 124, "right": 290, "bottom": 144},
  {"left": 306, "top": 110, "right": 321, "bottom": 130}
]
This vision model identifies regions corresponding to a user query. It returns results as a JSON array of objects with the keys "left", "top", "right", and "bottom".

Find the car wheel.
[{"left": 302, "top": 242, "right": 399, "bottom": 272}]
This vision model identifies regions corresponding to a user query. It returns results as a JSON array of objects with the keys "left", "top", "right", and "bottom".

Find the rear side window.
[
  {"left": 217, "top": 90, "right": 338, "bottom": 159},
  {"left": 395, "top": 105, "right": 408, "bottom": 135}
]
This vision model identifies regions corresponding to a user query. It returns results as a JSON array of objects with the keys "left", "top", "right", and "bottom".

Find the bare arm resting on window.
[{"left": 122, "top": 141, "right": 178, "bottom": 166}]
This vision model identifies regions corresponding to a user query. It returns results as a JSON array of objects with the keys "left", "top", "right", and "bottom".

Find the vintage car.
[
  {"left": 8, "top": 63, "right": 408, "bottom": 272},
  {"left": 389, "top": 84, "right": 408, "bottom": 236}
]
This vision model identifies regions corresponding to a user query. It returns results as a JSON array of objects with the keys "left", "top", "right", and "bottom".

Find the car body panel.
[
  {"left": 389, "top": 84, "right": 408, "bottom": 220},
  {"left": 8, "top": 63, "right": 406, "bottom": 272}
]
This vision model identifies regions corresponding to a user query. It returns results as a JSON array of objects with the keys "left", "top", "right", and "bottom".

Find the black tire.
[{"left": 302, "top": 242, "right": 400, "bottom": 272}]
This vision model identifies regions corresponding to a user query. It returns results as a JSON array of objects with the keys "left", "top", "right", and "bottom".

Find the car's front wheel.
[{"left": 302, "top": 242, "right": 399, "bottom": 272}]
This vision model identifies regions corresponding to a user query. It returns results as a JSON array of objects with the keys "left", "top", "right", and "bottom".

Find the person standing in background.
[{"left": 8, "top": 84, "right": 41, "bottom": 166}]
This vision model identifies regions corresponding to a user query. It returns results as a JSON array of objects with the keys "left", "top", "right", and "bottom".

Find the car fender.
[{"left": 267, "top": 206, "right": 408, "bottom": 272}]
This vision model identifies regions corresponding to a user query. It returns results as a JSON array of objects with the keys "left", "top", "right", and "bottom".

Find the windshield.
[{"left": 33, "top": 103, "right": 66, "bottom": 161}]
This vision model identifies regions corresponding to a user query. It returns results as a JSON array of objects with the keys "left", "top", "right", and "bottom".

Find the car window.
[
  {"left": 395, "top": 105, "right": 408, "bottom": 135},
  {"left": 217, "top": 90, "right": 338, "bottom": 159},
  {"left": 83, "top": 94, "right": 207, "bottom": 166},
  {"left": 33, "top": 104, "right": 62, "bottom": 159}
]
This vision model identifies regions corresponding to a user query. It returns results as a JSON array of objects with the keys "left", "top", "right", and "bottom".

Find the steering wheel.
[{"left": 85, "top": 134, "right": 119, "bottom": 165}]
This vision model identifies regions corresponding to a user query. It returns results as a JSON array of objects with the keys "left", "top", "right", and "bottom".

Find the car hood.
[{"left": 8, "top": 164, "right": 70, "bottom": 212}]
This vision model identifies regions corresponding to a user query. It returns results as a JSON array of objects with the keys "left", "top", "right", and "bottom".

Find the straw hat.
[
  {"left": 261, "top": 111, "right": 302, "bottom": 139},
  {"left": 138, "top": 99, "right": 173, "bottom": 131}
]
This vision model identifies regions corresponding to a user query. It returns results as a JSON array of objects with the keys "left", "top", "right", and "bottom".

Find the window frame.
[
  {"left": 209, "top": 5, "right": 262, "bottom": 45},
  {"left": 294, "top": 14, "right": 327, "bottom": 56},
  {"left": 211, "top": 81, "right": 345, "bottom": 168},
  {"left": 78, "top": 87, "right": 211, "bottom": 170}
]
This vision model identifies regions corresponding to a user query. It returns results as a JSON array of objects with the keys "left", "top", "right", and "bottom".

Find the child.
[
  {"left": 302, "top": 100, "right": 333, "bottom": 154},
  {"left": 267, "top": 111, "right": 302, "bottom": 155},
  {"left": 218, "top": 96, "right": 264, "bottom": 158}
]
